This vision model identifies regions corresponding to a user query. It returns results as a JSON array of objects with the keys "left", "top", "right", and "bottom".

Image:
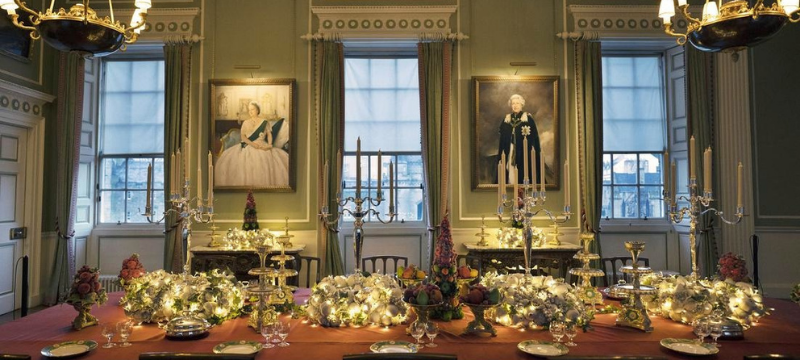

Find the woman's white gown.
[{"left": 215, "top": 118, "right": 289, "bottom": 188}]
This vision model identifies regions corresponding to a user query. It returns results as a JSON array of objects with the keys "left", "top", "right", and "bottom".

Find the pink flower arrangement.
[
  {"left": 66, "top": 265, "right": 108, "bottom": 307},
  {"left": 119, "top": 253, "right": 146, "bottom": 287},
  {"left": 718, "top": 252, "right": 749, "bottom": 282}
]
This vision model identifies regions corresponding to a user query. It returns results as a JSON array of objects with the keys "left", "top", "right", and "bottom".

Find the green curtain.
[
  {"left": 315, "top": 40, "right": 345, "bottom": 276},
  {"left": 44, "top": 51, "right": 85, "bottom": 305},
  {"left": 575, "top": 40, "right": 604, "bottom": 272},
  {"left": 686, "top": 46, "right": 718, "bottom": 278},
  {"left": 163, "top": 42, "right": 192, "bottom": 273},
  {"left": 418, "top": 41, "right": 453, "bottom": 267}
]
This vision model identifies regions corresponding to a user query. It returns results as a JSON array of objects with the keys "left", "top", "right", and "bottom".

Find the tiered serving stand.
[
  {"left": 615, "top": 241, "right": 656, "bottom": 332},
  {"left": 568, "top": 233, "right": 605, "bottom": 305},
  {"left": 475, "top": 216, "right": 490, "bottom": 247},
  {"left": 246, "top": 243, "right": 277, "bottom": 331},
  {"left": 266, "top": 235, "right": 298, "bottom": 305}
]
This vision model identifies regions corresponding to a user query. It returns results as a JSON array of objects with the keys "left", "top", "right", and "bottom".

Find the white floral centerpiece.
[
  {"left": 642, "top": 274, "right": 769, "bottom": 328},
  {"left": 482, "top": 273, "right": 591, "bottom": 329},
  {"left": 305, "top": 273, "right": 408, "bottom": 327},
  {"left": 497, "top": 226, "right": 545, "bottom": 248},
  {"left": 222, "top": 228, "right": 276, "bottom": 250},
  {"left": 120, "top": 269, "right": 245, "bottom": 325}
]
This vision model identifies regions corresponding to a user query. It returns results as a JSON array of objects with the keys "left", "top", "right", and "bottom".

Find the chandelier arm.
[
  {"left": 662, "top": 24, "right": 688, "bottom": 45},
  {"left": 789, "top": 11, "right": 800, "bottom": 22},
  {"left": 124, "top": 11, "right": 148, "bottom": 36},
  {"left": 678, "top": 5, "right": 702, "bottom": 26},
  {"left": 13, "top": 0, "right": 39, "bottom": 18},
  {"left": 8, "top": 14, "right": 39, "bottom": 37}
]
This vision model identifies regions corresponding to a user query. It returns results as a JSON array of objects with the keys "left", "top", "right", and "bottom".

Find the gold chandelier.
[
  {"left": 0, "top": 0, "right": 151, "bottom": 57},
  {"left": 659, "top": 0, "right": 800, "bottom": 52}
]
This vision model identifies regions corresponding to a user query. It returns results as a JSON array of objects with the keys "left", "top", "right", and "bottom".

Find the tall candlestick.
[
  {"left": 523, "top": 137, "right": 529, "bottom": 184},
  {"left": 323, "top": 160, "right": 329, "bottom": 206},
  {"left": 146, "top": 163, "right": 152, "bottom": 211},
  {"left": 501, "top": 151, "right": 506, "bottom": 187},
  {"left": 356, "top": 138, "right": 361, "bottom": 199},
  {"left": 207, "top": 151, "right": 213, "bottom": 208},
  {"left": 497, "top": 161, "right": 503, "bottom": 208},
  {"left": 737, "top": 162, "right": 743, "bottom": 208},
  {"left": 531, "top": 148, "right": 537, "bottom": 190},
  {"left": 377, "top": 150, "right": 382, "bottom": 199},
  {"left": 565, "top": 160, "right": 570, "bottom": 208},
  {"left": 170, "top": 153, "right": 176, "bottom": 195},
  {"left": 389, "top": 160, "right": 394, "bottom": 211},
  {"left": 513, "top": 166, "right": 519, "bottom": 202},
  {"left": 176, "top": 149, "right": 182, "bottom": 192},
  {"left": 690, "top": 136, "right": 696, "bottom": 180},
  {"left": 663, "top": 150, "right": 670, "bottom": 195},
  {"left": 184, "top": 138, "right": 189, "bottom": 183},
  {"left": 704, "top": 147, "right": 712, "bottom": 193},
  {"left": 540, "top": 152, "right": 546, "bottom": 192},
  {"left": 197, "top": 166, "right": 203, "bottom": 207},
  {"left": 671, "top": 160, "right": 677, "bottom": 204},
  {"left": 336, "top": 149, "right": 343, "bottom": 196}
]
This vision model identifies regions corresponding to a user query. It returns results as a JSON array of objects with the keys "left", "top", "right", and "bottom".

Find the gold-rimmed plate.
[
  {"left": 660, "top": 338, "right": 719, "bottom": 356},
  {"left": 41, "top": 340, "right": 98, "bottom": 358},
  {"left": 213, "top": 340, "right": 263, "bottom": 354},
  {"left": 517, "top": 340, "right": 569, "bottom": 357},
  {"left": 370, "top": 340, "right": 419, "bottom": 353}
]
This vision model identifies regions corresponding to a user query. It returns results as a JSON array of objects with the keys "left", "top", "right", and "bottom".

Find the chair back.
[
  {"left": 0, "top": 355, "right": 32, "bottom": 360},
  {"left": 601, "top": 256, "right": 650, "bottom": 287},
  {"left": 296, "top": 255, "right": 321, "bottom": 287},
  {"left": 344, "top": 353, "right": 457, "bottom": 360},
  {"left": 362, "top": 255, "right": 408, "bottom": 275},
  {"left": 139, "top": 352, "right": 256, "bottom": 360},
  {"left": 556, "top": 357, "right": 667, "bottom": 360},
  {"left": 744, "top": 355, "right": 800, "bottom": 360}
]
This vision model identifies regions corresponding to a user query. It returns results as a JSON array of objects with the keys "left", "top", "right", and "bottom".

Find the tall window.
[
  {"left": 601, "top": 55, "right": 667, "bottom": 219},
  {"left": 98, "top": 59, "right": 165, "bottom": 224},
  {"left": 343, "top": 57, "right": 424, "bottom": 222}
]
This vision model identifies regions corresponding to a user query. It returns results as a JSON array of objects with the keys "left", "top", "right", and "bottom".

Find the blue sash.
[{"left": 240, "top": 120, "right": 268, "bottom": 148}]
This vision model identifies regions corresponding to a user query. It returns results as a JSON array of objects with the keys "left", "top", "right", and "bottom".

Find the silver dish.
[{"left": 162, "top": 315, "right": 212, "bottom": 339}]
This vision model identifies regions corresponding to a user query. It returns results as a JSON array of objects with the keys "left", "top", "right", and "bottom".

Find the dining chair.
[
  {"left": 139, "top": 352, "right": 256, "bottom": 360},
  {"left": 296, "top": 255, "right": 321, "bottom": 287},
  {"left": 0, "top": 355, "right": 32, "bottom": 360},
  {"left": 744, "top": 355, "right": 800, "bottom": 359},
  {"left": 362, "top": 255, "right": 408, "bottom": 275},
  {"left": 553, "top": 357, "right": 667, "bottom": 360},
  {"left": 343, "top": 353, "right": 457, "bottom": 360},
  {"left": 601, "top": 256, "right": 650, "bottom": 287}
]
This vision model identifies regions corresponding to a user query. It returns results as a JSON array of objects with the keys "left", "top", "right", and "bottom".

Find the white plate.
[
  {"left": 41, "top": 340, "right": 98, "bottom": 358},
  {"left": 370, "top": 340, "right": 419, "bottom": 353},
  {"left": 213, "top": 340, "right": 263, "bottom": 354},
  {"left": 517, "top": 340, "right": 569, "bottom": 357},
  {"left": 660, "top": 338, "right": 719, "bottom": 356}
]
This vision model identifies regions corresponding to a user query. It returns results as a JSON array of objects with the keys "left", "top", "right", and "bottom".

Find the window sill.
[{"left": 600, "top": 219, "right": 673, "bottom": 233}]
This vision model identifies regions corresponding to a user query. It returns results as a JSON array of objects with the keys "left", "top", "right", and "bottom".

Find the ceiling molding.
[
  {"left": 308, "top": 5, "right": 466, "bottom": 40},
  {"left": 96, "top": 7, "right": 201, "bottom": 42},
  {"left": 567, "top": 5, "right": 693, "bottom": 40},
  {"left": 0, "top": 78, "right": 55, "bottom": 121}
]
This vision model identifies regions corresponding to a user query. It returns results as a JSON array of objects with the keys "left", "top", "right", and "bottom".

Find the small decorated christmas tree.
[
  {"left": 242, "top": 190, "right": 259, "bottom": 231},
  {"left": 431, "top": 215, "right": 463, "bottom": 321}
]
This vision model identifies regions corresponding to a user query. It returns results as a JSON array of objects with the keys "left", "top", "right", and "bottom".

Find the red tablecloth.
[{"left": 1, "top": 290, "right": 798, "bottom": 359}]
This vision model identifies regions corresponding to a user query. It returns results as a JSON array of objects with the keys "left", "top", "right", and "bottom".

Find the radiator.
[{"left": 99, "top": 275, "right": 124, "bottom": 293}]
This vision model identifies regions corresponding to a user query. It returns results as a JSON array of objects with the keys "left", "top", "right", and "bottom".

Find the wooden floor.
[{"left": 0, "top": 306, "right": 46, "bottom": 326}]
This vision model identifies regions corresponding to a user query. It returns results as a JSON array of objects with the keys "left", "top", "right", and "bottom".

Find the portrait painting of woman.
[{"left": 209, "top": 79, "right": 295, "bottom": 191}]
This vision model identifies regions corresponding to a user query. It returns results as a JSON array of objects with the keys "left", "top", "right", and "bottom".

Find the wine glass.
[
  {"left": 564, "top": 323, "right": 578, "bottom": 347},
  {"left": 425, "top": 322, "right": 439, "bottom": 348},
  {"left": 549, "top": 321, "right": 565, "bottom": 343},
  {"left": 277, "top": 321, "right": 291, "bottom": 347},
  {"left": 692, "top": 318, "right": 710, "bottom": 344},
  {"left": 709, "top": 321, "right": 723, "bottom": 348},
  {"left": 410, "top": 322, "right": 426, "bottom": 346},
  {"left": 260, "top": 323, "right": 276, "bottom": 348},
  {"left": 116, "top": 321, "right": 133, "bottom": 347},
  {"left": 100, "top": 323, "right": 116, "bottom": 348}
]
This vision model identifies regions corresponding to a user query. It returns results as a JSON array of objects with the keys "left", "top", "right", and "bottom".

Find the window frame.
[{"left": 96, "top": 56, "right": 166, "bottom": 226}]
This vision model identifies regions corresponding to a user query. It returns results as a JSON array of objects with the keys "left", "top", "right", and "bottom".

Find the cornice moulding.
[
  {"left": 309, "top": 5, "right": 463, "bottom": 40},
  {"left": 0, "top": 79, "right": 54, "bottom": 119},
  {"left": 567, "top": 4, "right": 694, "bottom": 39}
]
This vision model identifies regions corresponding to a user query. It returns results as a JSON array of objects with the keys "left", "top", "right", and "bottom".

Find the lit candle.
[
  {"left": 540, "top": 152, "right": 546, "bottom": 192},
  {"left": 531, "top": 148, "right": 537, "bottom": 190},
  {"left": 704, "top": 147, "right": 712, "bottom": 194},
  {"left": 389, "top": 160, "right": 394, "bottom": 211},
  {"left": 323, "top": 160, "right": 329, "bottom": 206},
  {"left": 523, "top": 137, "right": 529, "bottom": 185},
  {"left": 207, "top": 151, "right": 213, "bottom": 209},
  {"left": 564, "top": 160, "right": 570, "bottom": 208},
  {"left": 737, "top": 162, "right": 743, "bottom": 208},
  {"left": 377, "top": 150, "right": 382, "bottom": 199},
  {"left": 671, "top": 160, "right": 677, "bottom": 204},
  {"left": 146, "top": 163, "right": 152, "bottom": 211},
  {"left": 336, "top": 149, "right": 343, "bottom": 196},
  {"left": 690, "top": 136, "right": 696, "bottom": 180},
  {"left": 356, "top": 138, "right": 361, "bottom": 199}
]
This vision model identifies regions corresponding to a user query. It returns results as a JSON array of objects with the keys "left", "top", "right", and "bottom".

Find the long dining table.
[{"left": 1, "top": 290, "right": 799, "bottom": 360}]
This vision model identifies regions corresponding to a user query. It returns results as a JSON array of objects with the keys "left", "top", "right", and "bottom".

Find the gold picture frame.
[
  {"left": 472, "top": 76, "right": 560, "bottom": 190},
  {"left": 209, "top": 78, "right": 296, "bottom": 192}
]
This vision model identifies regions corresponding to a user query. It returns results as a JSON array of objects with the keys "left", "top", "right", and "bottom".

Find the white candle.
[
  {"left": 671, "top": 160, "right": 677, "bottom": 204},
  {"left": 737, "top": 162, "right": 743, "bottom": 208},
  {"left": 565, "top": 160, "right": 570, "bottom": 208},
  {"left": 513, "top": 166, "right": 519, "bottom": 203},
  {"left": 207, "top": 152, "right": 213, "bottom": 209},
  {"left": 336, "top": 149, "right": 343, "bottom": 196},
  {"left": 531, "top": 148, "right": 537, "bottom": 190},
  {"left": 690, "top": 136, "right": 696, "bottom": 180},
  {"left": 170, "top": 153, "right": 175, "bottom": 195},
  {"left": 377, "top": 150, "right": 382, "bottom": 199},
  {"left": 663, "top": 150, "right": 669, "bottom": 195},
  {"left": 389, "top": 160, "right": 394, "bottom": 211},
  {"left": 523, "top": 137, "right": 529, "bottom": 184},
  {"left": 176, "top": 149, "right": 182, "bottom": 192},
  {"left": 146, "top": 163, "right": 152, "bottom": 211},
  {"left": 323, "top": 160, "right": 329, "bottom": 206},
  {"left": 497, "top": 160, "right": 503, "bottom": 208},
  {"left": 197, "top": 165, "right": 203, "bottom": 207},
  {"left": 356, "top": 138, "right": 361, "bottom": 199},
  {"left": 540, "top": 152, "right": 546, "bottom": 192},
  {"left": 184, "top": 138, "right": 189, "bottom": 183},
  {"left": 704, "top": 147, "right": 712, "bottom": 193},
  {"left": 500, "top": 151, "right": 506, "bottom": 188}
]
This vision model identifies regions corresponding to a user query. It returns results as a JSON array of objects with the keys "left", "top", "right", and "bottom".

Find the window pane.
[
  {"left": 153, "top": 158, "right": 165, "bottom": 189},
  {"left": 396, "top": 188, "right": 424, "bottom": 221},
  {"left": 127, "top": 158, "right": 151, "bottom": 189},
  {"left": 101, "top": 158, "right": 127, "bottom": 189},
  {"left": 612, "top": 154, "right": 638, "bottom": 185},
  {"left": 127, "top": 190, "right": 148, "bottom": 223},
  {"left": 613, "top": 185, "right": 638, "bottom": 218},
  {"left": 603, "top": 154, "right": 612, "bottom": 184},
  {"left": 397, "top": 155, "right": 424, "bottom": 185},
  {"left": 639, "top": 186, "right": 664, "bottom": 218},
  {"left": 603, "top": 57, "right": 634, "bottom": 87},
  {"left": 100, "top": 190, "right": 126, "bottom": 223},
  {"left": 640, "top": 153, "right": 663, "bottom": 185},
  {"left": 601, "top": 186, "right": 612, "bottom": 219}
]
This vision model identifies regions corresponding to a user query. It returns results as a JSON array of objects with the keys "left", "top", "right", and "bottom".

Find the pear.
[
  {"left": 416, "top": 290, "right": 430, "bottom": 305},
  {"left": 396, "top": 266, "right": 405, "bottom": 278},
  {"left": 488, "top": 288, "right": 501, "bottom": 304}
]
